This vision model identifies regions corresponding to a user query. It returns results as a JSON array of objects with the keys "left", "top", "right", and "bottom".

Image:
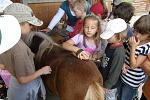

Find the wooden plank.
[
  {"left": 11, "top": 0, "right": 21, "bottom": 3},
  {"left": 28, "top": 2, "right": 62, "bottom": 31},
  {"left": 21, "top": 0, "right": 65, "bottom": 5}
]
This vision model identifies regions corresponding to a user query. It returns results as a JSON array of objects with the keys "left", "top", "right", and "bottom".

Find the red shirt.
[{"left": 69, "top": 19, "right": 83, "bottom": 38}]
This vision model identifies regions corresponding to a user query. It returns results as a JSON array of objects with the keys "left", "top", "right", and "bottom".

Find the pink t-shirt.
[{"left": 72, "top": 34, "right": 101, "bottom": 57}]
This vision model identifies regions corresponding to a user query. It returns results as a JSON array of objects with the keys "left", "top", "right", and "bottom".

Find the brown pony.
[{"left": 24, "top": 31, "right": 104, "bottom": 100}]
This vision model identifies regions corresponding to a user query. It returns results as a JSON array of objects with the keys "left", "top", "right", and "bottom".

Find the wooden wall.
[
  {"left": 11, "top": 0, "right": 64, "bottom": 30},
  {"left": 11, "top": 0, "right": 20, "bottom": 3},
  {"left": 28, "top": 2, "right": 62, "bottom": 31}
]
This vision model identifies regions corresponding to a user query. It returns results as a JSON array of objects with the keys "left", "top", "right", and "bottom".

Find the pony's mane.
[
  {"left": 24, "top": 31, "right": 59, "bottom": 47},
  {"left": 24, "top": 31, "right": 61, "bottom": 69}
]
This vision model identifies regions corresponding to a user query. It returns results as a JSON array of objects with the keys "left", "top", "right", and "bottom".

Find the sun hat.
[
  {"left": 100, "top": 18, "right": 127, "bottom": 39},
  {"left": 0, "top": 0, "right": 12, "bottom": 13},
  {"left": 0, "top": 15, "right": 21, "bottom": 54},
  {"left": 90, "top": 2, "right": 104, "bottom": 16},
  {"left": 4, "top": 3, "right": 43, "bottom": 26}
]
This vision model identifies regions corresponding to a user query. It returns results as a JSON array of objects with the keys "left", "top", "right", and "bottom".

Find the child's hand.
[
  {"left": 91, "top": 58, "right": 101, "bottom": 62},
  {"left": 40, "top": 66, "right": 52, "bottom": 75},
  {"left": 96, "top": 59, "right": 101, "bottom": 62},
  {"left": 122, "top": 64, "right": 128, "bottom": 74},
  {"left": 129, "top": 36, "right": 140, "bottom": 47},
  {"left": 77, "top": 50, "right": 89, "bottom": 60},
  {"left": 38, "top": 28, "right": 51, "bottom": 33},
  {"left": 57, "top": 22, "right": 64, "bottom": 30},
  {"left": 90, "top": 57, "right": 96, "bottom": 61},
  {"left": 0, "top": 85, "right": 3, "bottom": 88},
  {"left": 0, "top": 64, "right": 6, "bottom": 70}
]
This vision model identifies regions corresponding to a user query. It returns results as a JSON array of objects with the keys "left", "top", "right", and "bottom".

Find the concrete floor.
[
  {"left": 38, "top": 89, "right": 60, "bottom": 100},
  {"left": 46, "top": 91, "right": 60, "bottom": 100}
]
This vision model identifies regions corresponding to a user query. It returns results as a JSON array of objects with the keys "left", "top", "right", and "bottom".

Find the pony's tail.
[{"left": 84, "top": 82, "right": 104, "bottom": 100}]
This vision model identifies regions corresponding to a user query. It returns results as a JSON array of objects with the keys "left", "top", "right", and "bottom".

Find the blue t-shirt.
[
  {"left": 60, "top": 0, "right": 91, "bottom": 26},
  {"left": 126, "top": 24, "right": 134, "bottom": 40}
]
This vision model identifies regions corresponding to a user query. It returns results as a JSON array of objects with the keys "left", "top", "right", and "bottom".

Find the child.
[
  {"left": 90, "top": 0, "right": 108, "bottom": 22},
  {"left": 140, "top": 54, "right": 150, "bottom": 100},
  {"left": 39, "top": 0, "right": 91, "bottom": 33},
  {"left": 118, "top": 15, "right": 150, "bottom": 100},
  {"left": 113, "top": 2, "right": 135, "bottom": 41},
  {"left": 0, "top": 0, "right": 12, "bottom": 99},
  {"left": 90, "top": 1, "right": 108, "bottom": 58},
  {"left": 0, "top": 3, "right": 52, "bottom": 99},
  {"left": 99, "top": 18, "right": 127, "bottom": 100},
  {"left": 68, "top": 0, "right": 87, "bottom": 38},
  {"left": 62, "top": 14, "right": 101, "bottom": 60}
]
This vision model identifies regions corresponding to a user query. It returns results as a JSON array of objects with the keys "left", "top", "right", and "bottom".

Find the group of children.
[
  {"left": 0, "top": 0, "right": 150, "bottom": 100},
  {"left": 59, "top": 0, "right": 150, "bottom": 100}
]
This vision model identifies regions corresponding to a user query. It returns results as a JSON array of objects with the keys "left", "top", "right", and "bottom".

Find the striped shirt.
[{"left": 121, "top": 41, "right": 150, "bottom": 88}]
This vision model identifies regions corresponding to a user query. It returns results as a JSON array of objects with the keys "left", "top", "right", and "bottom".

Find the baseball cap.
[
  {"left": 4, "top": 3, "right": 43, "bottom": 26},
  {"left": 90, "top": 2, "right": 104, "bottom": 16},
  {"left": 100, "top": 18, "right": 127, "bottom": 39},
  {"left": 0, "top": 0, "right": 12, "bottom": 13},
  {"left": 0, "top": 15, "right": 21, "bottom": 54}
]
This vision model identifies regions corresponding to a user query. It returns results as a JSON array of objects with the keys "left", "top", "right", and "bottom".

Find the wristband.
[{"left": 76, "top": 49, "right": 84, "bottom": 56}]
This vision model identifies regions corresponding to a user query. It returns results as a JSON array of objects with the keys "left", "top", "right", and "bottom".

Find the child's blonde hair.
[
  {"left": 82, "top": 14, "right": 101, "bottom": 48},
  {"left": 116, "top": 29, "right": 127, "bottom": 42},
  {"left": 72, "top": 0, "right": 88, "bottom": 12}
]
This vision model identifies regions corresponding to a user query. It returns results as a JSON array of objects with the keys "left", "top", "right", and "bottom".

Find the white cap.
[
  {"left": 100, "top": 18, "right": 127, "bottom": 39},
  {"left": 0, "top": 0, "right": 13, "bottom": 13},
  {"left": 0, "top": 15, "right": 21, "bottom": 54}
]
